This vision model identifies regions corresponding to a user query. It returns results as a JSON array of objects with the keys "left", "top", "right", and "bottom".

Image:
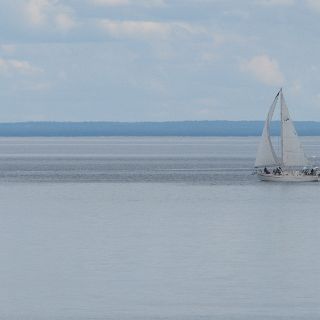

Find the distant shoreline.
[{"left": 0, "top": 121, "right": 319, "bottom": 136}]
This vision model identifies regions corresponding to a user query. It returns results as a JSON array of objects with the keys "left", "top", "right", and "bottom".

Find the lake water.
[{"left": 1, "top": 137, "right": 320, "bottom": 320}]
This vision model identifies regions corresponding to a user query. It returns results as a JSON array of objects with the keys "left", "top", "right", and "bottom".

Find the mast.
[{"left": 280, "top": 88, "right": 284, "bottom": 166}]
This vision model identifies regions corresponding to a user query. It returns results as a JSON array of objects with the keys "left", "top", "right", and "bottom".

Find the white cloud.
[
  {"left": 306, "top": 0, "right": 320, "bottom": 11},
  {"left": 241, "top": 54, "right": 285, "bottom": 86},
  {"left": 201, "top": 52, "right": 217, "bottom": 63},
  {"left": 25, "top": 0, "right": 76, "bottom": 31},
  {"left": 0, "top": 57, "right": 42, "bottom": 75},
  {"left": 55, "top": 13, "right": 76, "bottom": 31},
  {"left": 213, "top": 32, "right": 252, "bottom": 47},
  {"left": 257, "top": 0, "right": 295, "bottom": 5},
  {"left": 100, "top": 20, "right": 169, "bottom": 39},
  {"left": 28, "top": 81, "right": 52, "bottom": 91},
  {"left": 91, "top": 0, "right": 165, "bottom": 6},
  {"left": 92, "top": 0, "right": 129, "bottom": 5},
  {"left": 99, "top": 20, "right": 204, "bottom": 40},
  {"left": 25, "top": 0, "right": 50, "bottom": 25},
  {"left": 0, "top": 44, "right": 16, "bottom": 54}
]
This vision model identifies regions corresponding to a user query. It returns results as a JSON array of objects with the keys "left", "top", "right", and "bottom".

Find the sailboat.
[{"left": 255, "top": 89, "right": 318, "bottom": 182}]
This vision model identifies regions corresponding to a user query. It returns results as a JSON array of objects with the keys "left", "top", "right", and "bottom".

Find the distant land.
[{"left": 0, "top": 121, "right": 319, "bottom": 136}]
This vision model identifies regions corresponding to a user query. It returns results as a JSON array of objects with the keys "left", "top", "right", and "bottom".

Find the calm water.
[{"left": 1, "top": 137, "right": 320, "bottom": 319}]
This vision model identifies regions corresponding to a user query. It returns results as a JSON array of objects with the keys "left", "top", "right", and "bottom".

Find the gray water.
[{"left": 1, "top": 137, "right": 320, "bottom": 319}]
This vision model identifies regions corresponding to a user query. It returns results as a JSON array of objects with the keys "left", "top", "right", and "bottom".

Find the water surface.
[{"left": 0, "top": 137, "right": 320, "bottom": 319}]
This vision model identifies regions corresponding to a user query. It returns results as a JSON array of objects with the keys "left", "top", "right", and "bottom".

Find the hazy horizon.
[{"left": 0, "top": 120, "right": 319, "bottom": 136}]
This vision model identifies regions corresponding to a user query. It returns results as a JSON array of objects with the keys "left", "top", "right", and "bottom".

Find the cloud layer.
[
  {"left": 0, "top": 0, "right": 319, "bottom": 121},
  {"left": 91, "top": 0, "right": 165, "bottom": 6},
  {"left": 0, "top": 57, "right": 42, "bottom": 75},
  {"left": 25, "top": 0, "right": 76, "bottom": 30}
]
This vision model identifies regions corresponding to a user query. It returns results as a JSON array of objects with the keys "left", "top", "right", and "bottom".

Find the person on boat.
[
  {"left": 264, "top": 167, "right": 270, "bottom": 174},
  {"left": 273, "top": 167, "right": 282, "bottom": 175}
]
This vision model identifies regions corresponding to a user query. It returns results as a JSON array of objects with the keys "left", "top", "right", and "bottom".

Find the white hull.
[{"left": 257, "top": 172, "right": 318, "bottom": 182}]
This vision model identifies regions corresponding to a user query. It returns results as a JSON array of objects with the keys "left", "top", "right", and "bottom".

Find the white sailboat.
[{"left": 255, "top": 89, "right": 319, "bottom": 182}]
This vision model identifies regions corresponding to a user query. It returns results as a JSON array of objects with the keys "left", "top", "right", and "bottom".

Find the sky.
[{"left": 0, "top": 0, "right": 320, "bottom": 122}]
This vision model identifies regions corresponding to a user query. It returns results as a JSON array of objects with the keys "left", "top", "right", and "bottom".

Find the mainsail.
[
  {"left": 255, "top": 89, "right": 308, "bottom": 168},
  {"left": 280, "top": 92, "right": 308, "bottom": 167}
]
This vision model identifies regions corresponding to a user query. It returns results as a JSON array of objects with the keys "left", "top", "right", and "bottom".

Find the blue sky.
[{"left": 0, "top": 0, "right": 320, "bottom": 121}]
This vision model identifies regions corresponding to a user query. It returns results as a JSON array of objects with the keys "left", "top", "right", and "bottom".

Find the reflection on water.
[{"left": 0, "top": 137, "right": 258, "bottom": 184}]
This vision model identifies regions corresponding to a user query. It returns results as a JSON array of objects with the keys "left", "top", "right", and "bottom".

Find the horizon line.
[{"left": 0, "top": 120, "right": 320, "bottom": 124}]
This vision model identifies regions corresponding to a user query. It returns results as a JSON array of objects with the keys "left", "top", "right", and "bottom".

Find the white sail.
[
  {"left": 280, "top": 92, "right": 308, "bottom": 167},
  {"left": 255, "top": 92, "right": 280, "bottom": 167}
]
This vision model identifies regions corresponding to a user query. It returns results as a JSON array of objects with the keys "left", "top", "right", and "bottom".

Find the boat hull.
[{"left": 257, "top": 173, "right": 319, "bottom": 182}]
